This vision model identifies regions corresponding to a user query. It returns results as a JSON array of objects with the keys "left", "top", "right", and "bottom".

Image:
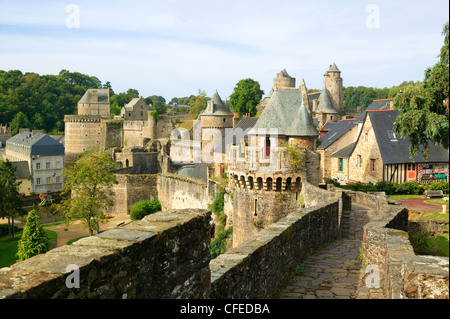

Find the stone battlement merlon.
[{"left": 64, "top": 115, "right": 102, "bottom": 123}]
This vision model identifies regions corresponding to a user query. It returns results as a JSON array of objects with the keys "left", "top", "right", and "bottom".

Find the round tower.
[
  {"left": 199, "top": 91, "right": 233, "bottom": 162},
  {"left": 323, "top": 63, "right": 343, "bottom": 112},
  {"left": 273, "top": 69, "right": 296, "bottom": 90}
]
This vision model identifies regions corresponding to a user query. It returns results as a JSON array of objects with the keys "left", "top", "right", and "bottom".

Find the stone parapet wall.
[
  {"left": 157, "top": 173, "right": 213, "bottom": 211},
  {"left": 357, "top": 191, "right": 449, "bottom": 299},
  {"left": 0, "top": 209, "right": 212, "bottom": 299},
  {"left": 210, "top": 199, "right": 340, "bottom": 298}
]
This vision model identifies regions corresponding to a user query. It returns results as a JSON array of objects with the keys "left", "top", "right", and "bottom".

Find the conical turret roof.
[
  {"left": 201, "top": 91, "right": 233, "bottom": 116},
  {"left": 316, "top": 86, "right": 338, "bottom": 114},
  {"left": 285, "top": 98, "right": 320, "bottom": 137},
  {"left": 329, "top": 62, "right": 340, "bottom": 72}
]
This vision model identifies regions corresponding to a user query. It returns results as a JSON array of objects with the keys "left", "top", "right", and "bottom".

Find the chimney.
[{"left": 91, "top": 90, "right": 98, "bottom": 103}]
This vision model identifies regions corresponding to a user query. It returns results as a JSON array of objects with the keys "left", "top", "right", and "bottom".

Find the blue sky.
[{"left": 0, "top": 0, "right": 448, "bottom": 101}]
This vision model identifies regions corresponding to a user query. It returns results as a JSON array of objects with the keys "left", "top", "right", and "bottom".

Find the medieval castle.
[
  {"left": 2, "top": 63, "right": 448, "bottom": 300},
  {"left": 61, "top": 63, "right": 346, "bottom": 246}
]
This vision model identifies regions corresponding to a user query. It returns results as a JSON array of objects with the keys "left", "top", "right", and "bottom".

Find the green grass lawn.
[
  {"left": 388, "top": 195, "right": 424, "bottom": 199},
  {"left": 0, "top": 227, "right": 57, "bottom": 268},
  {"left": 425, "top": 199, "right": 449, "bottom": 206},
  {"left": 419, "top": 210, "right": 449, "bottom": 221}
]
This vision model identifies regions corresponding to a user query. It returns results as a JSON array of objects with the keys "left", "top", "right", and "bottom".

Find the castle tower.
[
  {"left": 273, "top": 69, "right": 296, "bottom": 90},
  {"left": 228, "top": 89, "right": 321, "bottom": 246},
  {"left": 199, "top": 91, "right": 233, "bottom": 163},
  {"left": 64, "top": 88, "right": 111, "bottom": 164},
  {"left": 323, "top": 63, "right": 343, "bottom": 112},
  {"left": 77, "top": 88, "right": 111, "bottom": 118},
  {"left": 316, "top": 85, "right": 339, "bottom": 127}
]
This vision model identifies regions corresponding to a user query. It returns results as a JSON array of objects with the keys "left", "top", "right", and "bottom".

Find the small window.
[
  {"left": 223, "top": 118, "right": 226, "bottom": 123},
  {"left": 357, "top": 155, "right": 362, "bottom": 168},
  {"left": 56, "top": 162, "right": 61, "bottom": 169},
  {"left": 338, "top": 158, "right": 344, "bottom": 172},
  {"left": 56, "top": 176, "right": 61, "bottom": 183},
  {"left": 36, "top": 163, "right": 41, "bottom": 170},
  {"left": 387, "top": 131, "right": 397, "bottom": 140},
  {"left": 46, "top": 162, "right": 50, "bottom": 169},
  {"left": 370, "top": 159, "right": 376, "bottom": 172},
  {"left": 36, "top": 178, "right": 41, "bottom": 185},
  {"left": 265, "top": 137, "right": 271, "bottom": 157},
  {"left": 46, "top": 177, "right": 51, "bottom": 184}
]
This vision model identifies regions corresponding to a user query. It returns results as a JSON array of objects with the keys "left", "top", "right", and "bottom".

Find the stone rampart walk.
[{"left": 276, "top": 204, "right": 385, "bottom": 299}]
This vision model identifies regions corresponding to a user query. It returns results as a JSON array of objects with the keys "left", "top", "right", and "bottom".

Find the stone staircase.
[{"left": 340, "top": 210, "right": 352, "bottom": 238}]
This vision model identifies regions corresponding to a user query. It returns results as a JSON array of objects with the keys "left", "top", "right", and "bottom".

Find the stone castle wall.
[
  {"left": 230, "top": 189, "right": 300, "bottom": 246},
  {"left": 110, "top": 174, "right": 158, "bottom": 214},
  {"left": 210, "top": 198, "right": 340, "bottom": 298},
  {"left": 156, "top": 173, "right": 214, "bottom": 211},
  {"left": 64, "top": 115, "right": 102, "bottom": 158},
  {"left": 0, "top": 209, "right": 212, "bottom": 299}
]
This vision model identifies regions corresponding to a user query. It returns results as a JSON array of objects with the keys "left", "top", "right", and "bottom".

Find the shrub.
[
  {"left": 324, "top": 178, "right": 341, "bottom": 187},
  {"left": 343, "top": 181, "right": 376, "bottom": 192},
  {"left": 210, "top": 227, "right": 233, "bottom": 259},
  {"left": 16, "top": 210, "right": 50, "bottom": 262},
  {"left": 423, "top": 180, "right": 449, "bottom": 195},
  {"left": 375, "top": 181, "right": 397, "bottom": 195},
  {"left": 130, "top": 199, "right": 161, "bottom": 220},
  {"left": 395, "top": 181, "right": 422, "bottom": 195}
]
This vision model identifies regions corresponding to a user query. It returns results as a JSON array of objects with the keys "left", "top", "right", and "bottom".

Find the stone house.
[
  {"left": 5, "top": 132, "right": 65, "bottom": 194},
  {"left": 320, "top": 101, "right": 449, "bottom": 185},
  {"left": 120, "top": 97, "right": 149, "bottom": 121}
]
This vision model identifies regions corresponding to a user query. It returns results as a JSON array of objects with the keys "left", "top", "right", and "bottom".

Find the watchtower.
[{"left": 323, "top": 63, "right": 343, "bottom": 112}]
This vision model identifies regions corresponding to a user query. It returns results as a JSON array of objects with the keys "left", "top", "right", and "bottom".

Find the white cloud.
[{"left": 0, "top": 0, "right": 448, "bottom": 98}]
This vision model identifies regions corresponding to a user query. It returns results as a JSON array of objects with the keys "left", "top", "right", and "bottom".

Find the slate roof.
[
  {"left": 11, "top": 161, "right": 31, "bottom": 179},
  {"left": 330, "top": 142, "right": 357, "bottom": 158},
  {"left": 318, "top": 119, "right": 358, "bottom": 150},
  {"left": 329, "top": 62, "right": 340, "bottom": 72},
  {"left": 356, "top": 98, "right": 393, "bottom": 122},
  {"left": 316, "top": 86, "right": 338, "bottom": 114},
  {"left": 249, "top": 89, "right": 317, "bottom": 136},
  {"left": 285, "top": 100, "right": 319, "bottom": 137},
  {"left": 6, "top": 132, "right": 65, "bottom": 157},
  {"left": 368, "top": 110, "right": 449, "bottom": 164},
  {"left": 214, "top": 117, "right": 258, "bottom": 154},
  {"left": 124, "top": 97, "right": 147, "bottom": 110},
  {"left": 200, "top": 91, "right": 233, "bottom": 116},
  {"left": 78, "top": 88, "right": 110, "bottom": 104}
]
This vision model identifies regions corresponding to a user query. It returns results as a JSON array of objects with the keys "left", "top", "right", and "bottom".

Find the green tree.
[
  {"left": 10, "top": 112, "right": 30, "bottom": 135},
  {"left": 189, "top": 90, "right": 209, "bottom": 119},
  {"left": 153, "top": 100, "right": 167, "bottom": 114},
  {"left": 229, "top": 78, "right": 264, "bottom": 117},
  {"left": 16, "top": 210, "right": 50, "bottom": 262},
  {"left": 0, "top": 160, "right": 25, "bottom": 240},
  {"left": 393, "top": 22, "right": 449, "bottom": 159},
  {"left": 56, "top": 150, "right": 118, "bottom": 236}
]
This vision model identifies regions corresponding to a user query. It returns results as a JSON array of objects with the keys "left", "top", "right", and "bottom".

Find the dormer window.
[{"left": 387, "top": 131, "right": 397, "bottom": 140}]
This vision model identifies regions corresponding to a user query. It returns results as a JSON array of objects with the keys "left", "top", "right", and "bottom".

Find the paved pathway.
[
  {"left": 277, "top": 204, "right": 385, "bottom": 299},
  {"left": 393, "top": 197, "right": 448, "bottom": 212}
]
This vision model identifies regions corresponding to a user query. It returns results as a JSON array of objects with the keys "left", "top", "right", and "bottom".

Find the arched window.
[
  {"left": 295, "top": 177, "right": 301, "bottom": 191},
  {"left": 247, "top": 176, "right": 254, "bottom": 189},
  {"left": 256, "top": 177, "right": 263, "bottom": 190},
  {"left": 286, "top": 177, "right": 292, "bottom": 190},
  {"left": 266, "top": 177, "right": 273, "bottom": 191},
  {"left": 276, "top": 177, "right": 282, "bottom": 191}
]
